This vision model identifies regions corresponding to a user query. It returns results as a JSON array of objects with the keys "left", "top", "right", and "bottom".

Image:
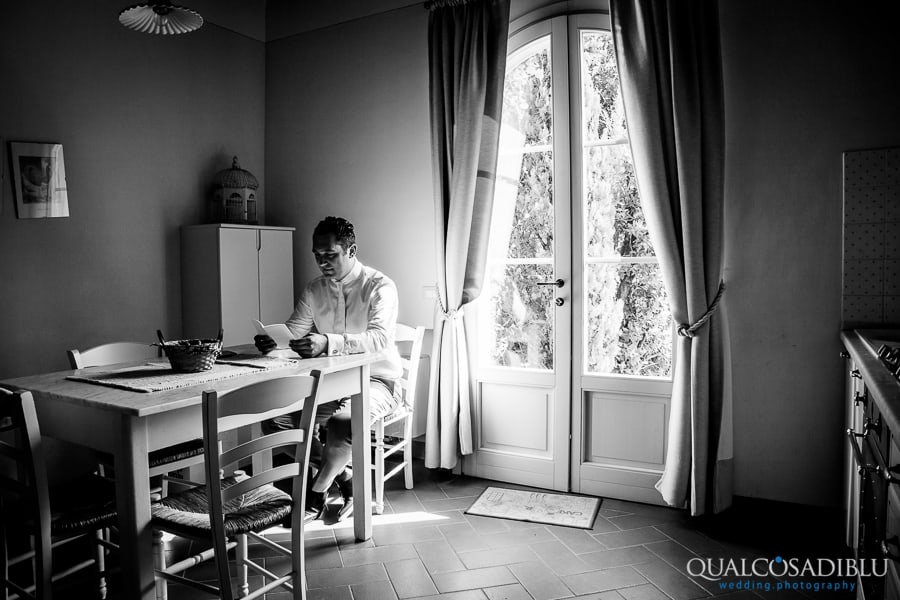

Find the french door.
[{"left": 467, "top": 14, "right": 673, "bottom": 503}]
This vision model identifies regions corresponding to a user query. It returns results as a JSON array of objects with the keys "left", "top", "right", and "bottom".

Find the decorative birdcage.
[{"left": 213, "top": 156, "right": 259, "bottom": 224}]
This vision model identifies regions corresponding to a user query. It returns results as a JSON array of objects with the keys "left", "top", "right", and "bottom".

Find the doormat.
[{"left": 465, "top": 486, "right": 601, "bottom": 529}]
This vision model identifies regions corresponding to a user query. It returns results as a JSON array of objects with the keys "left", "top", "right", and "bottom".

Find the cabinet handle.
[
  {"left": 851, "top": 369, "right": 862, "bottom": 379},
  {"left": 882, "top": 537, "right": 900, "bottom": 562},
  {"left": 846, "top": 428, "right": 879, "bottom": 475},
  {"left": 854, "top": 391, "right": 868, "bottom": 407}
]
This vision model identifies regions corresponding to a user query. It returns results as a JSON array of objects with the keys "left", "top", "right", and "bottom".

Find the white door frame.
[{"left": 464, "top": 16, "right": 572, "bottom": 492}]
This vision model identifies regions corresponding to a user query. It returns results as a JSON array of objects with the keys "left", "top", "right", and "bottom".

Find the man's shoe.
[
  {"left": 335, "top": 474, "right": 353, "bottom": 522},
  {"left": 304, "top": 490, "right": 326, "bottom": 524}
]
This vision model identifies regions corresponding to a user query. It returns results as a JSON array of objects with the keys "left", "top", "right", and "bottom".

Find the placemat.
[
  {"left": 465, "top": 486, "right": 601, "bottom": 529},
  {"left": 66, "top": 356, "right": 299, "bottom": 393}
]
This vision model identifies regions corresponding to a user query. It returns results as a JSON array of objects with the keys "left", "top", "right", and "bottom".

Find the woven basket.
[{"left": 159, "top": 338, "right": 222, "bottom": 372}]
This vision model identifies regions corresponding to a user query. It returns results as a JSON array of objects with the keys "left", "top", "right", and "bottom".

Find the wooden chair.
[
  {"left": 371, "top": 324, "right": 425, "bottom": 514},
  {"left": 151, "top": 372, "right": 322, "bottom": 600},
  {"left": 0, "top": 387, "right": 118, "bottom": 600},
  {"left": 66, "top": 342, "right": 160, "bottom": 371},
  {"left": 67, "top": 342, "right": 206, "bottom": 494}
]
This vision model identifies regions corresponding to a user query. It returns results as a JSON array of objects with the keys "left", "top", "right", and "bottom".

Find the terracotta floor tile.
[
  {"left": 306, "top": 562, "right": 389, "bottom": 589},
  {"left": 529, "top": 540, "right": 593, "bottom": 577},
  {"left": 480, "top": 526, "right": 558, "bottom": 548},
  {"left": 483, "top": 582, "right": 535, "bottom": 600},
  {"left": 414, "top": 539, "right": 467, "bottom": 574},
  {"left": 432, "top": 565, "right": 519, "bottom": 593},
  {"left": 549, "top": 525, "right": 607, "bottom": 554},
  {"left": 385, "top": 557, "right": 439, "bottom": 598},
  {"left": 632, "top": 558, "right": 709, "bottom": 600},
  {"left": 406, "top": 590, "right": 489, "bottom": 600},
  {"left": 373, "top": 524, "right": 444, "bottom": 546},
  {"left": 341, "top": 543, "right": 419, "bottom": 566},
  {"left": 440, "top": 521, "right": 492, "bottom": 552},
  {"left": 508, "top": 560, "right": 575, "bottom": 600},
  {"left": 616, "top": 583, "right": 671, "bottom": 599},
  {"left": 349, "top": 579, "right": 399, "bottom": 600},
  {"left": 458, "top": 545, "right": 540, "bottom": 569},
  {"left": 580, "top": 546, "right": 657, "bottom": 570},
  {"left": 594, "top": 526, "right": 672, "bottom": 549},
  {"left": 562, "top": 565, "right": 648, "bottom": 595}
]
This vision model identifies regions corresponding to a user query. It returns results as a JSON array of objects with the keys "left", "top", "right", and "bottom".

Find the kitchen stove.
[{"left": 876, "top": 344, "right": 900, "bottom": 378}]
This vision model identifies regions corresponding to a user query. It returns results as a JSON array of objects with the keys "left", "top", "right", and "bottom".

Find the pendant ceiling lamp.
[{"left": 119, "top": 2, "right": 203, "bottom": 35}]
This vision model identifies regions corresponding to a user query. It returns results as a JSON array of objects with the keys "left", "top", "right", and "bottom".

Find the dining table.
[{"left": 0, "top": 344, "right": 381, "bottom": 600}]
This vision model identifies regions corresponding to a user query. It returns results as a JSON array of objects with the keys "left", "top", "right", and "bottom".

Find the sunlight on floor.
[{"left": 295, "top": 510, "right": 453, "bottom": 532}]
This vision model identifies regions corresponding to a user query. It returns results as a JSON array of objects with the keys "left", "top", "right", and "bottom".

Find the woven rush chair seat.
[
  {"left": 152, "top": 476, "right": 291, "bottom": 539},
  {"left": 152, "top": 372, "right": 323, "bottom": 600},
  {"left": 148, "top": 439, "right": 205, "bottom": 469},
  {"left": 1, "top": 387, "right": 119, "bottom": 600},
  {"left": 2, "top": 473, "right": 118, "bottom": 539},
  {"left": 46, "top": 474, "right": 118, "bottom": 535}
]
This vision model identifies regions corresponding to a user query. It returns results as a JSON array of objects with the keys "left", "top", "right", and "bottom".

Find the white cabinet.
[{"left": 181, "top": 224, "right": 295, "bottom": 347}]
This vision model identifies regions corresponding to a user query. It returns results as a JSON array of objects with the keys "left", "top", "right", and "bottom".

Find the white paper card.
[{"left": 252, "top": 320, "right": 293, "bottom": 349}]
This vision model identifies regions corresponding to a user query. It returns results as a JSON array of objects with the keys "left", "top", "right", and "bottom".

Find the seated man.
[{"left": 255, "top": 216, "right": 402, "bottom": 522}]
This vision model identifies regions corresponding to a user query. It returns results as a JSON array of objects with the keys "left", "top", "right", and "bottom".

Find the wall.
[
  {"left": 0, "top": 0, "right": 265, "bottom": 380},
  {"left": 265, "top": 3, "right": 436, "bottom": 329},
  {"left": 719, "top": 0, "right": 900, "bottom": 505}
]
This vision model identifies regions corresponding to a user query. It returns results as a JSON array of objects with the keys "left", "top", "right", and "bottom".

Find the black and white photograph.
[
  {"left": 0, "top": 1, "right": 899, "bottom": 599},
  {"left": 9, "top": 141, "right": 69, "bottom": 219}
]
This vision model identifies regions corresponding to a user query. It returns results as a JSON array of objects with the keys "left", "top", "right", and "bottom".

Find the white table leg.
[
  {"left": 351, "top": 364, "right": 373, "bottom": 541},
  {"left": 115, "top": 415, "right": 156, "bottom": 600}
]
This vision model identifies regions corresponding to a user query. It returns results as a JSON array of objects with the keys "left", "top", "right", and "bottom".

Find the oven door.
[
  {"left": 847, "top": 395, "right": 867, "bottom": 549},
  {"left": 859, "top": 432, "right": 887, "bottom": 599}
]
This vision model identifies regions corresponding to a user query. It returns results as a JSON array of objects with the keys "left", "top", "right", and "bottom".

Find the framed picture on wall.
[{"left": 9, "top": 141, "right": 69, "bottom": 218}]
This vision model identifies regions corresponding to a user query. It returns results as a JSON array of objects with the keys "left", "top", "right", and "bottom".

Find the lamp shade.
[{"left": 119, "top": 2, "right": 203, "bottom": 35}]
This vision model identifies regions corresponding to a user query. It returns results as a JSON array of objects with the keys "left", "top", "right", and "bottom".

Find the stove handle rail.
[
  {"left": 865, "top": 428, "right": 900, "bottom": 485},
  {"left": 847, "top": 428, "right": 880, "bottom": 476}
]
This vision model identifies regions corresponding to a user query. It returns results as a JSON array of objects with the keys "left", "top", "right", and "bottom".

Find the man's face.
[{"left": 312, "top": 234, "right": 356, "bottom": 280}]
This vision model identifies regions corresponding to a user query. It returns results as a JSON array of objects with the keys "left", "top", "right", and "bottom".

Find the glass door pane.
[
  {"left": 579, "top": 29, "right": 672, "bottom": 378},
  {"left": 482, "top": 35, "right": 556, "bottom": 371}
]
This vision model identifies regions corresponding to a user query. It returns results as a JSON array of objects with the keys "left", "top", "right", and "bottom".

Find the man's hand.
[
  {"left": 290, "top": 333, "right": 328, "bottom": 358},
  {"left": 254, "top": 334, "right": 277, "bottom": 354}
]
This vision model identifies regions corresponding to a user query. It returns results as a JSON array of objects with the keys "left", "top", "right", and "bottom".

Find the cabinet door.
[
  {"left": 219, "top": 228, "right": 260, "bottom": 346},
  {"left": 258, "top": 229, "right": 294, "bottom": 325}
]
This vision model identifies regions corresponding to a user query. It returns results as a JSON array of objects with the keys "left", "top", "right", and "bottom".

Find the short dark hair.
[{"left": 313, "top": 216, "right": 356, "bottom": 249}]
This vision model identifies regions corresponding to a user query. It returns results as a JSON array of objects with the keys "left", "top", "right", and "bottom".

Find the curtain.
[
  {"left": 610, "top": 0, "right": 733, "bottom": 515},
  {"left": 425, "top": 0, "right": 510, "bottom": 470}
]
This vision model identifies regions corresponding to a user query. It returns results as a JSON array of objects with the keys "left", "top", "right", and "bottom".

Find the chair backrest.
[
  {"left": 0, "top": 387, "right": 52, "bottom": 600},
  {"left": 394, "top": 324, "right": 426, "bottom": 412},
  {"left": 67, "top": 341, "right": 159, "bottom": 369},
  {"left": 201, "top": 372, "right": 322, "bottom": 556}
]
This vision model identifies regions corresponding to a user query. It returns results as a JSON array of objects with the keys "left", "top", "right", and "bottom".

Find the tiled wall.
[{"left": 842, "top": 147, "right": 900, "bottom": 325}]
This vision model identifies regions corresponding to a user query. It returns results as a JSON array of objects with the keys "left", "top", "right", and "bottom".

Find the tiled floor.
[{"left": 59, "top": 459, "right": 854, "bottom": 599}]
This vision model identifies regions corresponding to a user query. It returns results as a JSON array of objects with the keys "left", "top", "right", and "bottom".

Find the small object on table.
[{"left": 155, "top": 329, "right": 223, "bottom": 372}]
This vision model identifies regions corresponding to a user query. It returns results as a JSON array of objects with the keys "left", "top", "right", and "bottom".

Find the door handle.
[{"left": 537, "top": 279, "right": 564, "bottom": 288}]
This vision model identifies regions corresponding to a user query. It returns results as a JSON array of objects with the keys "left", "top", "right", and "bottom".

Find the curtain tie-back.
[
  {"left": 438, "top": 308, "right": 460, "bottom": 322},
  {"left": 676, "top": 281, "right": 726, "bottom": 338},
  {"left": 436, "top": 291, "right": 461, "bottom": 323}
]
